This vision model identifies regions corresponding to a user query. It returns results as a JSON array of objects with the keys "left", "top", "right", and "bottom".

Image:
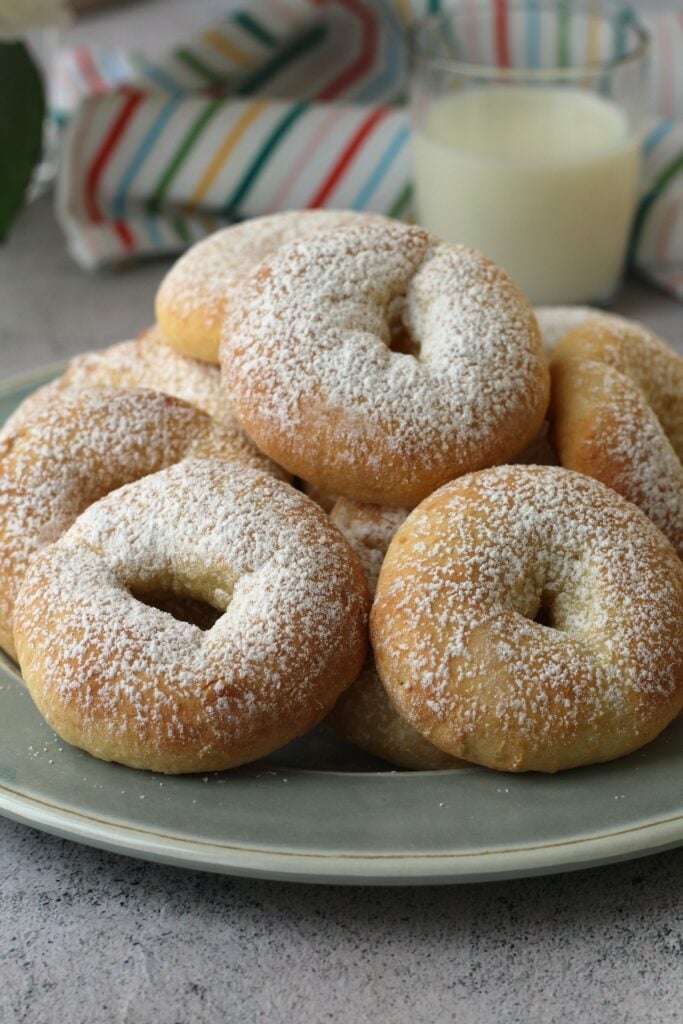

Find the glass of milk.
[{"left": 411, "top": 2, "right": 650, "bottom": 305}]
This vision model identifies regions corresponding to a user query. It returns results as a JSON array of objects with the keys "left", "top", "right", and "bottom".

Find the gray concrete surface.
[{"left": 2, "top": 821, "right": 683, "bottom": 1024}]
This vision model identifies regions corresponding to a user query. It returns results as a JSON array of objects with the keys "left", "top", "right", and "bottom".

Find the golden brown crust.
[
  {"left": 328, "top": 659, "right": 468, "bottom": 770},
  {"left": 0, "top": 387, "right": 283, "bottom": 660},
  {"left": 154, "top": 301, "right": 219, "bottom": 365},
  {"left": 156, "top": 211, "right": 390, "bottom": 364},
  {"left": 550, "top": 318, "right": 683, "bottom": 557},
  {"left": 327, "top": 498, "right": 467, "bottom": 770},
  {"left": 222, "top": 223, "right": 549, "bottom": 506},
  {"left": 14, "top": 461, "right": 369, "bottom": 774},
  {"left": 552, "top": 318, "right": 683, "bottom": 457},
  {"left": 1, "top": 328, "right": 235, "bottom": 438},
  {"left": 534, "top": 305, "right": 627, "bottom": 353},
  {"left": 329, "top": 499, "right": 409, "bottom": 594},
  {"left": 371, "top": 465, "right": 683, "bottom": 774}
]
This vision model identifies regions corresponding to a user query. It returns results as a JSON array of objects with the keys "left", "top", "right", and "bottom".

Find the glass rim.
[{"left": 409, "top": 3, "right": 650, "bottom": 82}]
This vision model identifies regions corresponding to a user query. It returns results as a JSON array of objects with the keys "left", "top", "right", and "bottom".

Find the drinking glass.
[{"left": 411, "top": 2, "right": 650, "bottom": 304}]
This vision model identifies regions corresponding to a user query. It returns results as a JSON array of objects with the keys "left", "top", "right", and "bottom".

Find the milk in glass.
[{"left": 413, "top": 87, "right": 640, "bottom": 304}]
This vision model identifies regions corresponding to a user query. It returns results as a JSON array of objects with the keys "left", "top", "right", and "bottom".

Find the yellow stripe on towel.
[
  {"left": 203, "top": 30, "right": 260, "bottom": 69},
  {"left": 189, "top": 99, "right": 269, "bottom": 206}
]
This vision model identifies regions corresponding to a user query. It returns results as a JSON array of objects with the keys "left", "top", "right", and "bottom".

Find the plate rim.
[
  {"left": 3, "top": 776, "right": 683, "bottom": 884},
  {"left": 0, "top": 361, "right": 68, "bottom": 398},
  {"left": 3, "top": 362, "right": 683, "bottom": 885}
]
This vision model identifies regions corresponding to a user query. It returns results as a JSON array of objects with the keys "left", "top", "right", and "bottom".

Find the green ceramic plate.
[{"left": 2, "top": 366, "right": 683, "bottom": 885}]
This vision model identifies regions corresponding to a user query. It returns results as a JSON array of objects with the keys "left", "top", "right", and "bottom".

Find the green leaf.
[{"left": 0, "top": 41, "right": 46, "bottom": 242}]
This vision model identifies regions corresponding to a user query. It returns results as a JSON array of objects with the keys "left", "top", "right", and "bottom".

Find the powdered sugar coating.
[
  {"left": 0, "top": 387, "right": 282, "bottom": 659},
  {"left": 371, "top": 465, "right": 683, "bottom": 773},
  {"left": 330, "top": 499, "right": 408, "bottom": 597},
  {"left": 534, "top": 306, "right": 672, "bottom": 356},
  {"left": 14, "top": 459, "right": 369, "bottom": 773},
  {"left": 589, "top": 370, "right": 683, "bottom": 555},
  {"left": 65, "top": 327, "right": 228, "bottom": 416},
  {"left": 328, "top": 496, "right": 464, "bottom": 770},
  {"left": 551, "top": 317, "right": 683, "bottom": 556},
  {"left": 156, "top": 210, "right": 389, "bottom": 362},
  {"left": 328, "top": 658, "right": 466, "bottom": 771},
  {"left": 160, "top": 210, "right": 389, "bottom": 327},
  {"left": 221, "top": 222, "right": 549, "bottom": 506},
  {"left": 1, "top": 328, "right": 232, "bottom": 441},
  {"left": 554, "top": 317, "right": 683, "bottom": 457},
  {"left": 534, "top": 306, "right": 611, "bottom": 352}
]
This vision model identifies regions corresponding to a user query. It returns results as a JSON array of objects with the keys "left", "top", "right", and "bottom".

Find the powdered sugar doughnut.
[
  {"left": 156, "top": 210, "right": 390, "bottom": 364},
  {"left": 371, "top": 465, "right": 683, "bottom": 774},
  {"left": 551, "top": 317, "right": 683, "bottom": 557},
  {"left": 1, "top": 328, "right": 231, "bottom": 440},
  {"left": 0, "top": 387, "right": 284, "bottom": 660},
  {"left": 222, "top": 222, "right": 549, "bottom": 507},
  {"left": 14, "top": 460, "right": 369, "bottom": 774},
  {"left": 328, "top": 498, "right": 467, "bottom": 770}
]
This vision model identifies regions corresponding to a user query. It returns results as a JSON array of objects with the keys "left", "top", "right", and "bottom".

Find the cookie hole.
[
  {"left": 389, "top": 322, "right": 421, "bottom": 358},
  {"left": 386, "top": 296, "right": 421, "bottom": 358},
  {"left": 532, "top": 590, "right": 559, "bottom": 630},
  {"left": 131, "top": 590, "right": 223, "bottom": 631}
]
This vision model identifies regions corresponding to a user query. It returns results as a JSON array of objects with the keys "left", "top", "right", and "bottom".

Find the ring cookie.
[
  {"left": 371, "top": 465, "right": 683, "bottom": 773},
  {"left": 0, "top": 387, "right": 283, "bottom": 658},
  {"left": 14, "top": 461, "right": 369, "bottom": 773},
  {"left": 550, "top": 316, "right": 683, "bottom": 557},
  {"left": 156, "top": 210, "right": 390, "bottom": 363},
  {"left": 328, "top": 498, "right": 467, "bottom": 770},
  {"left": 2, "top": 328, "right": 232, "bottom": 439},
  {"left": 222, "top": 222, "right": 549, "bottom": 506}
]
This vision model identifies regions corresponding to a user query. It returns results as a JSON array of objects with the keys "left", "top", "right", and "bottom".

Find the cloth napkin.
[{"left": 54, "top": 0, "right": 683, "bottom": 302}]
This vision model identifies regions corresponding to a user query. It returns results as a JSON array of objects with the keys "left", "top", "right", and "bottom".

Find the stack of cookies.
[{"left": 2, "top": 211, "right": 682, "bottom": 775}]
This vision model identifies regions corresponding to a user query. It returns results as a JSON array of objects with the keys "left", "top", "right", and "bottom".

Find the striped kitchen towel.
[{"left": 55, "top": 0, "right": 683, "bottom": 301}]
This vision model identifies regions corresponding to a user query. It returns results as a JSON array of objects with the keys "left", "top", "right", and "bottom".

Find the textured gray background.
[
  {"left": 2, "top": 2, "right": 683, "bottom": 1022},
  {"left": 2, "top": 821, "right": 683, "bottom": 1024}
]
